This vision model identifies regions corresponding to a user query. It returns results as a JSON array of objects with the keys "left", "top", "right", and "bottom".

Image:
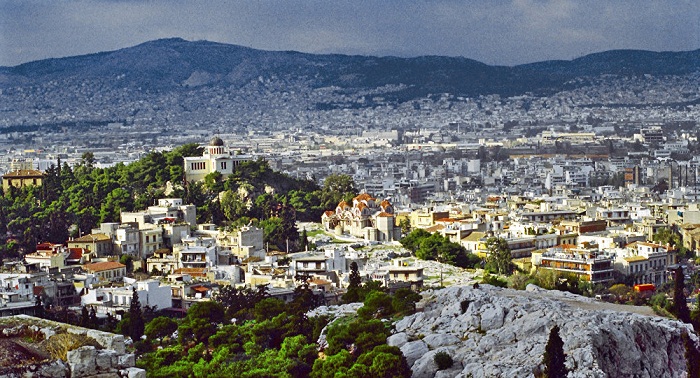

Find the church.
[{"left": 183, "top": 137, "right": 252, "bottom": 182}]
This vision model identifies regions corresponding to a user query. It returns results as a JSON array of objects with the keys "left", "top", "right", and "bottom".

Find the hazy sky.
[{"left": 1, "top": 0, "right": 699, "bottom": 67}]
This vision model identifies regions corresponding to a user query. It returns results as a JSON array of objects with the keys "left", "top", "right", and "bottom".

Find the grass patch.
[
  {"left": 44, "top": 333, "right": 102, "bottom": 361},
  {"left": 306, "top": 229, "right": 327, "bottom": 237}
]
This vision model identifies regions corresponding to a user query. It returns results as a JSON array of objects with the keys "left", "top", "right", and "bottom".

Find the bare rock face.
[{"left": 393, "top": 285, "right": 696, "bottom": 378}]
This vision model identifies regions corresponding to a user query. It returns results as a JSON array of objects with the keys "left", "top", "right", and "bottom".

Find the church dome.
[{"left": 209, "top": 136, "right": 224, "bottom": 146}]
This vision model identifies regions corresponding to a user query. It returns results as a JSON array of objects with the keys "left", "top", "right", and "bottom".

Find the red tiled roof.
[
  {"left": 36, "top": 242, "right": 56, "bottom": 251},
  {"left": 377, "top": 212, "right": 394, "bottom": 217},
  {"left": 323, "top": 210, "right": 335, "bottom": 217},
  {"left": 67, "top": 248, "right": 84, "bottom": 260},
  {"left": 84, "top": 261, "right": 125, "bottom": 272}
]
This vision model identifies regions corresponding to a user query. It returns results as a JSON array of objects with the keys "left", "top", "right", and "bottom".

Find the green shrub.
[{"left": 434, "top": 351, "right": 453, "bottom": 370}]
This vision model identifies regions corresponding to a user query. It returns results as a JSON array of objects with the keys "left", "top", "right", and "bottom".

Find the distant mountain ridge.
[{"left": 2, "top": 38, "right": 699, "bottom": 101}]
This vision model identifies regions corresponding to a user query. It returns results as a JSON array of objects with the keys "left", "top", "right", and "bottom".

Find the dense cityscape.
[{"left": 1, "top": 37, "right": 700, "bottom": 377}]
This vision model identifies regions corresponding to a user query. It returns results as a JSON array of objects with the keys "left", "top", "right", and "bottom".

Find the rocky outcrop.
[
  {"left": 392, "top": 285, "right": 696, "bottom": 378},
  {"left": 0, "top": 315, "right": 144, "bottom": 378}
]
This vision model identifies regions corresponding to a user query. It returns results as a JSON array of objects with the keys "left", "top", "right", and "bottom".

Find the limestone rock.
[
  {"left": 67, "top": 346, "right": 97, "bottom": 377},
  {"left": 422, "top": 334, "right": 461, "bottom": 349},
  {"left": 387, "top": 332, "right": 409, "bottom": 348},
  {"left": 122, "top": 367, "right": 147, "bottom": 378},
  {"left": 391, "top": 285, "right": 694, "bottom": 378},
  {"left": 117, "top": 354, "right": 136, "bottom": 369},
  {"left": 401, "top": 340, "right": 429, "bottom": 367}
]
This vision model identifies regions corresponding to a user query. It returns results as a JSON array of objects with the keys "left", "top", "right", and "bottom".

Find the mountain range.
[{"left": 2, "top": 38, "right": 699, "bottom": 101}]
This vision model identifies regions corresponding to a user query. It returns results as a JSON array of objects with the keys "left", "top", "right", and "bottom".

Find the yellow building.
[
  {"left": 68, "top": 234, "right": 113, "bottom": 257},
  {"left": 83, "top": 261, "right": 126, "bottom": 282},
  {"left": 2, "top": 169, "right": 44, "bottom": 191}
]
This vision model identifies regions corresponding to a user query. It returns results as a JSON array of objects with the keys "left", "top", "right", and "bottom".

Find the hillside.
[
  {"left": 1, "top": 38, "right": 698, "bottom": 130},
  {"left": 389, "top": 284, "right": 695, "bottom": 378}
]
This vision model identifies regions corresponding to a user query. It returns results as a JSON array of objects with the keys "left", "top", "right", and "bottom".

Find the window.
[
  {"left": 190, "top": 162, "right": 207, "bottom": 170},
  {"left": 221, "top": 161, "right": 227, "bottom": 170}
]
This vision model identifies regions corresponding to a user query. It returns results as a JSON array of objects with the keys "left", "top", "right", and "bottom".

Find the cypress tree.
[
  {"left": 343, "top": 262, "right": 362, "bottom": 303},
  {"left": 129, "top": 288, "right": 145, "bottom": 341},
  {"left": 300, "top": 229, "right": 309, "bottom": 251},
  {"left": 673, "top": 267, "right": 691, "bottom": 323},
  {"left": 80, "top": 306, "right": 90, "bottom": 328},
  {"left": 541, "top": 325, "right": 567, "bottom": 378}
]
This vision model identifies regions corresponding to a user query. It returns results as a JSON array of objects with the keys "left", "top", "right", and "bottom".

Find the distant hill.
[{"left": 2, "top": 38, "right": 699, "bottom": 101}]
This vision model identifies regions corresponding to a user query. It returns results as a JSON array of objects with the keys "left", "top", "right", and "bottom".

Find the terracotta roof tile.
[{"left": 84, "top": 261, "right": 125, "bottom": 272}]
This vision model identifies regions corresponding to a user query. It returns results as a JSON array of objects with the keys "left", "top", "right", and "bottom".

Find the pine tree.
[
  {"left": 673, "top": 267, "right": 691, "bottom": 323},
  {"left": 541, "top": 325, "right": 567, "bottom": 378},
  {"left": 129, "top": 288, "right": 145, "bottom": 341}
]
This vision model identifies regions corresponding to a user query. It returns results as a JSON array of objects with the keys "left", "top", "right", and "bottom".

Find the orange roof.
[
  {"left": 556, "top": 244, "right": 577, "bottom": 250},
  {"left": 174, "top": 268, "right": 208, "bottom": 277},
  {"left": 337, "top": 201, "right": 349, "bottom": 208},
  {"left": 357, "top": 202, "right": 367, "bottom": 210},
  {"left": 377, "top": 212, "right": 394, "bottom": 217},
  {"left": 380, "top": 200, "right": 392, "bottom": 208},
  {"left": 354, "top": 193, "right": 374, "bottom": 201},
  {"left": 190, "top": 285, "right": 210, "bottom": 293},
  {"left": 323, "top": 210, "right": 335, "bottom": 217},
  {"left": 84, "top": 261, "right": 125, "bottom": 272}
]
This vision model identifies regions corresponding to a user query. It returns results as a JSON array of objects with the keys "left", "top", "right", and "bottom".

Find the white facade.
[
  {"left": 183, "top": 137, "right": 252, "bottom": 182},
  {"left": 81, "top": 279, "right": 172, "bottom": 313}
]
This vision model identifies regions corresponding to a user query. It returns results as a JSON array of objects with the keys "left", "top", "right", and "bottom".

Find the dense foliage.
[
  {"left": 400, "top": 229, "right": 482, "bottom": 269},
  {"left": 484, "top": 237, "right": 513, "bottom": 275},
  {"left": 136, "top": 280, "right": 415, "bottom": 378}
]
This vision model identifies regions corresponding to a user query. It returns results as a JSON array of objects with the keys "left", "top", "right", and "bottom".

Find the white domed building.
[{"left": 183, "top": 137, "right": 252, "bottom": 182}]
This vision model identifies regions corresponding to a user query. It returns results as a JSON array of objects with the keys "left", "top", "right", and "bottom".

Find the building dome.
[{"left": 209, "top": 136, "right": 224, "bottom": 146}]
